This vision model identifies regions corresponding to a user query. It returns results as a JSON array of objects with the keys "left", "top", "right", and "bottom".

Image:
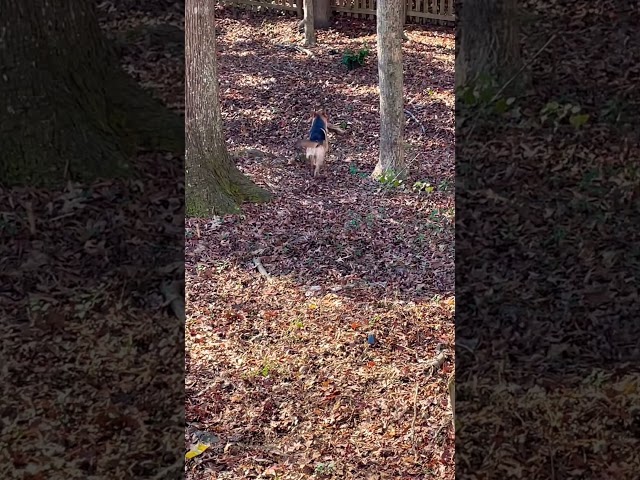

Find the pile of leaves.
[
  {"left": 186, "top": 7, "right": 455, "bottom": 479},
  {"left": 457, "top": 0, "right": 640, "bottom": 477}
]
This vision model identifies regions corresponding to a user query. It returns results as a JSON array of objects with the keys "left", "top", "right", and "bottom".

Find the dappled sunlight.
[{"left": 186, "top": 6, "right": 455, "bottom": 479}]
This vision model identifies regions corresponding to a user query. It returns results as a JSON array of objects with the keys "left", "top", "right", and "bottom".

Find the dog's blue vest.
[{"left": 309, "top": 116, "right": 327, "bottom": 143}]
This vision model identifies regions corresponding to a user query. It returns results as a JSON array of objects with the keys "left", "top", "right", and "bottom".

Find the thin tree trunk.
[
  {"left": 185, "top": 0, "right": 271, "bottom": 217},
  {"left": 456, "top": 0, "right": 524, "bottom": 91},
  {"left": 303, "top": 0, "right": 316, "bottom": 46},
  {"left": 296, "top": 0, "right": 303, "bottom": 19},
  {"left": 314, "top": 0, "right": 332, "bottom": 29},
  {"left": 0, "top": 0, "right": 183, "bottom": 187},
  {"left": 373, "top": 0, "right": 406, "bottom": 181}
]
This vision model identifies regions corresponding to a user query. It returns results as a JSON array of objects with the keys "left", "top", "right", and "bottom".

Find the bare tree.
[
  {"left": 303, "top": 0, "right": 316, "bottom": 46},
  {"left": 0, "top": 0, "right": 182, "bottom": 186},
  {"left": 456, "top": 0, "right": 523, "bottom": 91},
  {"left": 373, "top": 0, "right": 406, "bottom": 181},
  {"left": 185, "top": 0, "right": 271, "bottom": 216}
]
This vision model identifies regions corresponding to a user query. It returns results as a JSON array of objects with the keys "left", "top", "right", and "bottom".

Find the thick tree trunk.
[
  {"left": 456, "top": 0, "right": 524, "bottom": 91},
  {"left": 303, "top": 0, "right": 316, "bottom": 46},
  {"left": 0, "top": 0, "right": 183, "bottom": 187},
  {"left": 373, "top": 0, "right": 406, "bottom": 181},
  {"left": 185, "top": 0, "right": 271, "bottom": 217}
]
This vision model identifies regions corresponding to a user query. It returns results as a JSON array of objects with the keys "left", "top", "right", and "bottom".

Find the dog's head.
[{"left": 311, "top": 109, "right": 328, "bottom": 124}]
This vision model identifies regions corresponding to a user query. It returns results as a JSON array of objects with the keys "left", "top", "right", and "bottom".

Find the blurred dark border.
[{"left": 455, "top": 0, "right": 639, "bottom": 477}]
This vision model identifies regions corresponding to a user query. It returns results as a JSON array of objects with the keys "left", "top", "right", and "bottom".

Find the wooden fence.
[{"left": 220, "top": 0, "right": 455, "bottom": 24}]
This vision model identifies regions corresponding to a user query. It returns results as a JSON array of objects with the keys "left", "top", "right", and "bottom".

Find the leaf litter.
[
  {"left": 186, "top": 6, "right": 454, "bottom": 480},
  {"left": 0, "top": 1, "right": 184, "bottom": 478},
  {"left": 457, "top": 0, "right": 640, "bottom": 477}
]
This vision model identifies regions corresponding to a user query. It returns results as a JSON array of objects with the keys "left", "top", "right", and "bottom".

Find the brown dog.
[{"left": 295, "top": 111, "right": 330, "bottom": 177}]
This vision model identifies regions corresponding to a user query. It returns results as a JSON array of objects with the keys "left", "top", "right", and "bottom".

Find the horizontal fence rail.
[{"left": 220, "top": 0, "right": 455, "bottom": 24}]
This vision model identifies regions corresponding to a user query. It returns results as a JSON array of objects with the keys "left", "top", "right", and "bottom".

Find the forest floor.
[{"left": 185, "top": 6, "right": 455, "bottom": 480}]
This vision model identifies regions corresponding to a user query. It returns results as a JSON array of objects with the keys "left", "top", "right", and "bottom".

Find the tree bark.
[
  {"left": 0, "top": 0, "right": 183, "bottom": 187},
  {"left": 303, "top": 0, "right": 316, "bottom": 46},
  {"left": 456, "top": 0, "right": 524, "bottom": 92},
  {"left": 298, "top": 0, "right": 332, "bottom": 32},
  {"left": 373, "top": 0, "right": 406, "bottom": 181},
  {"left": 185, "top": 0, "right": 271, "bottom": 217},
  {"left": 314, "top": 0, "right": 332, "bottom": 29}
]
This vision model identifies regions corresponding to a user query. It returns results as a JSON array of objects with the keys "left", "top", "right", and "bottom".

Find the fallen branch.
[
  {"left": 448, "top": 373, "right": 455, "bottom": 426},
  {"left": 423, "top": 349, "right": 447, "bottom": 374},
  {"left": 253, "top": 257, "right": 272, "bottom": 280},
  {"left": 405, "top": 109, "right": 426, "bottom": 136},
  {"left": 276, "top": 43, "right": 314, "bottom": 57},
  {"left": 410, "top": 383, "right": 419, "bottom": 461},
  {"left": 160, "top": 281, "right": 185, "bottom": 322}
]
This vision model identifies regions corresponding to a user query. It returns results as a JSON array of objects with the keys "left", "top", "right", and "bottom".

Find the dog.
[{"left": 295, "top": 111, "right": 330, "bottom": 177}]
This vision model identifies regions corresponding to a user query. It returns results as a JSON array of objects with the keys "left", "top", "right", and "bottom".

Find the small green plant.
[
  {"left": 600, "top": 97, "right": 628, "bottom": 125},
  {"left": 347, "top": 212, "right": 361, "bottom": 230},
  {"left": 457, "top": 75, "right": 519, "bottom": 121},
  {"left": 290, "top": 318, "right": 304, "bottom": 330},
  {"left": 257, "top": 362, "right": 274, "bottom": 377},
  {"left": 412, "top": 180, "right": 435, "bottom": 194},
  {"left": 540, "top": 101, "right": 589, "bottom": 131},
  {"left": 377, "top": 170, "right": 403, "bottom": 188},
  {"left": 314, "top": 462, "right": 336, "bottom": 476},
  {"left": 214, "top": 260, "right": 230, "bottom": 274},
  {"left": 0, "top": 217, "right": 18, "bottom": 236},
  {"left": 342, "top": 46, "right": 370, "bottom": 70},
  {"left": 438, "top": 178, "right": 452, "bottom": 191},
  {"left": 348, "top": 163, "right": 368, "bottom": 178},
  {"left": 458, "top": 75, "right": 499, "bottom": 107}
]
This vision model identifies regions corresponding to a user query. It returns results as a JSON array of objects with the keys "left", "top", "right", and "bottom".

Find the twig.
[
  {"left": 253, "top": 257, "right": 272, "bottom": 280},
  {"left": 405, "top": 109, "right": 426, "bottom": 135},
  {"left": 424, "top": 349, "right": 447, "bottom": 375},
  {"left": 411, "top": 383, "right": 419, "bottom": 461}
]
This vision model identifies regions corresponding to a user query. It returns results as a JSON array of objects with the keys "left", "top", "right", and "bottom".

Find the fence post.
[{"left": 403, "top": 0, "right": 408, "bottom": 24}]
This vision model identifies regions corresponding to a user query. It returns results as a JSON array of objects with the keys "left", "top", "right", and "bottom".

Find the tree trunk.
[
  {"left": 303, "top": 0, "right": 316, "bottom": 46},
  {"left": 314, "top": 0, "right": 332, "bottom": 29},
  {"left": 373, "top": 0, "right": 406, "bottom": 181},
  {"left": 0, "top": 0, "right": 183, "bottom": 187},
  {"left": 185, "top": 0, "right": 271, "bottom": 217},
  {"left": 298, "top": 0, "right": 332, "bottom": 32},
  {"left": 456, "top": 0, "right": 524, "bottom": 92}
]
